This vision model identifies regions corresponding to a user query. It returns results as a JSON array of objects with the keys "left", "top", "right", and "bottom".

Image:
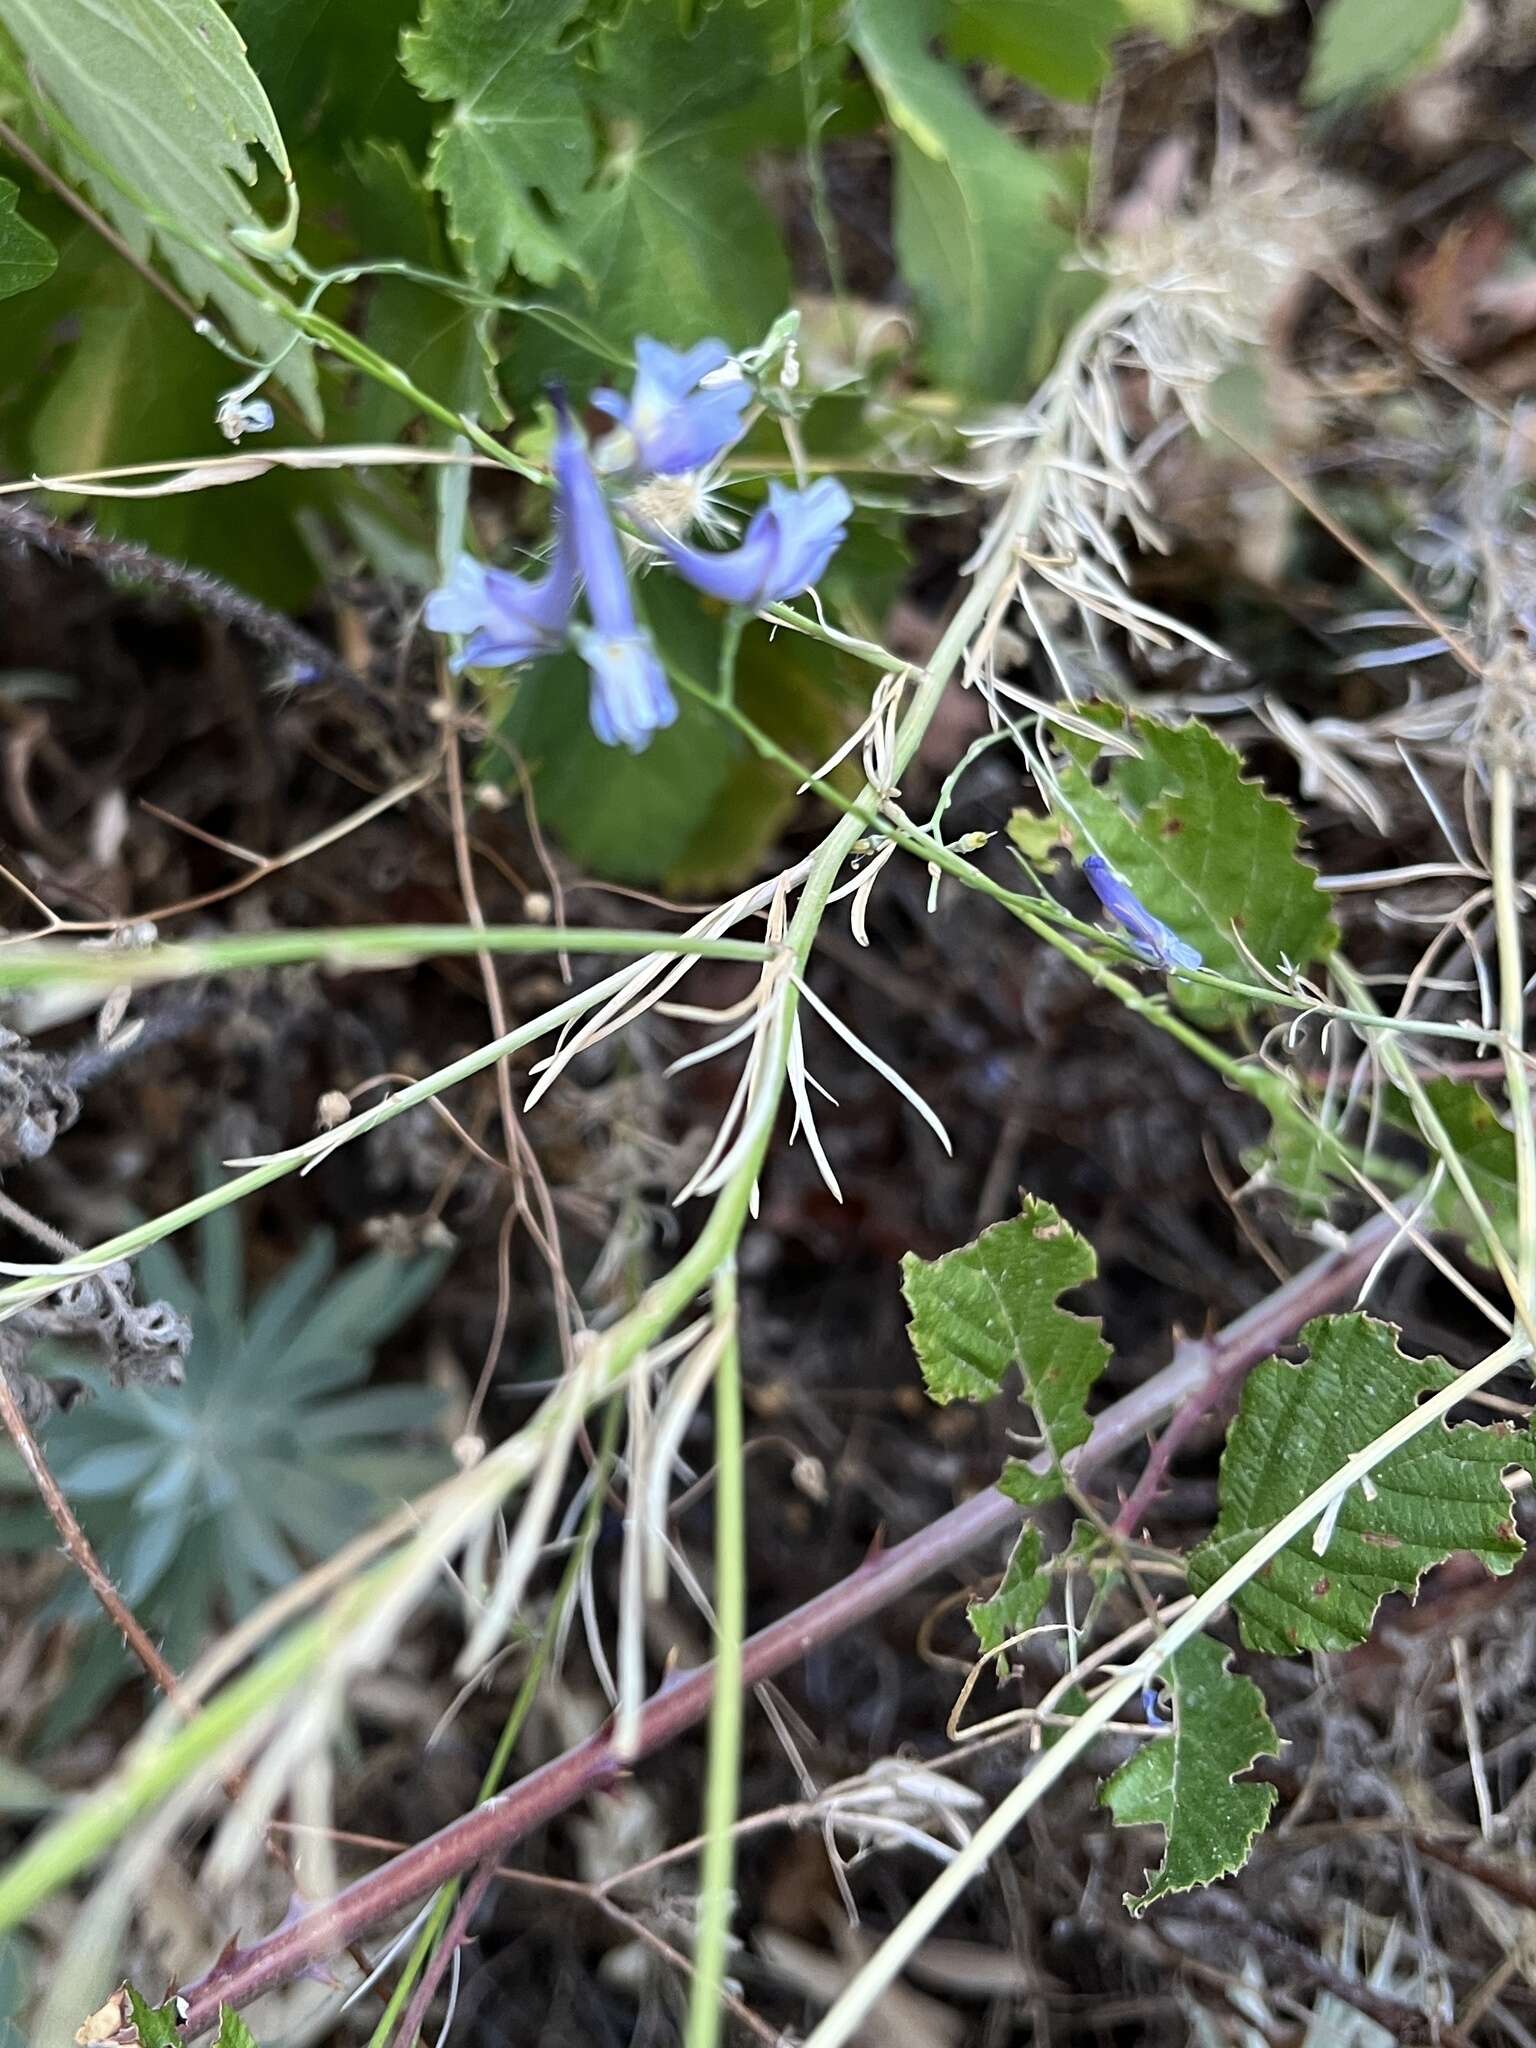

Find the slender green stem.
[
  {"left": 0, "top": 924, "right": 779, "bottom": 992},
  {"left": 366, "top": 1398, "right": 625, "bottom": 2048},
  {"left": 716, "top": 609, "right": 747, "bottom": 707},
  {"left": 685, "top": 1268, "right": 745, "bottom": 2048},
  {"left": 1491, "top": 763, "right": 1536, "bottom": 1312}
]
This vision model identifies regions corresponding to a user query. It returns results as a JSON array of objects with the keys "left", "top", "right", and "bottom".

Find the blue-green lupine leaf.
[
  {"left": 902, "top": 1196, "right": 1109, "bottom": 1499},
  {"left": 1304, "top": 0, "right": 1464, "bottom": 103},
  {"left": 1189, "top": 1314, "right": 1536, "bottom": 1654},
  {"left": 1101, "top": 1632, "right": 1278, "bottom": 1912},
  {"left": 1052, "top": 708, "right": 1338, "bottom": 1024}
]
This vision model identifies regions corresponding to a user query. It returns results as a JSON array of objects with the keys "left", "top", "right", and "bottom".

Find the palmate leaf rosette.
[
  {"left": 1189, "top": 1314, "right": 1536, "bottom": 1654},
  {"left": 1050, "top": 708, "right": 1338, "bottom": 1024},
  {"left": 0, "top": 1209, "right": 450, "bottom": 1739}
]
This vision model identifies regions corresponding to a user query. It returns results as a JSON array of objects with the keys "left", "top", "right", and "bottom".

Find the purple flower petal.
[
  {"left": 1082, "top": 854, "right": 1202, "bottom": 973},
  {"left": 652, "top": 478, "right": 852, "bottom": 610},
  {"left": 575, "top": 626, "right": 678, "bottom": 752},
  {"left": 424, "top": 534, "right": 576, "bottom": 673},
  {"left": 551, "top": 393, "right": 677, "bottom": 749},
  {"left": 592, "top": 335, "right": 749, "bottom": 476}
]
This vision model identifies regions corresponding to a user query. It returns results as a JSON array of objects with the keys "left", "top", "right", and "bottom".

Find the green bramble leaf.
[
  {"left": 851, "top": 0, "right": 1079, "bottom": 399},
  {"left": 214, "top": 2005, "right": 262, "bottom": 2048},
  {"left": 0, "top": 178, "right": 54, "bottom": 299},
  {"left": 549, "top": 0, "right": 794, "bottom": 355},
  {"left": 1189, "top": 1314, "right": 1536, "bottom": 1654},
  {"left": 1100, "top": 1632, "right": 1279, "bottom": 1914},
  {"left": 945, "top": 0, "right": 1124, "bottom": 102},
  {"left": 401, "top": 0, "right": 594, "bottom": 288},
  {"left": 347, "top": 141, "right": 502, "bottom": 439},
  {"left": 1304, "top": 0, "right": 1464, "bottom": 104},
  {"left": 970, "top": 1523, "right": 1049, "bottom": 1666},
  {"left": 1386, "top": 1078, "right": 1519, "bottom": 1265},
  {"left": 124, "top": 1986, "right": 186, "bottom": 2048},
  {"left": 1005, "top": 808, "right": 1065, "bottom": 864},
  {"left": 1052, "top": 708, "right": 1338, "bottom": 1024},
  {"left": 0, "top": 0, "right": 318, "bottom": 423},
  {"left": 902, "top": 1196, "right": 1110, "bottom": 1501}
]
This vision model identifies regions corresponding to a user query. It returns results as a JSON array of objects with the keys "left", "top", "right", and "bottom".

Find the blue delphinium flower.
[
  {"left": 592, "top": 337, "right": 750, "bottom": 477},
  {"left": 424, "top": 534, "right": 576, "bottom": 672},
  {"left": 1082, "top": 854, "right": 1203, "bottom": 974},
  {"left": 650, "top": 478, "right": 852, "bottom": 609},
  {"left": 550, "top": 390, "right": 678, "bottom": 752}
]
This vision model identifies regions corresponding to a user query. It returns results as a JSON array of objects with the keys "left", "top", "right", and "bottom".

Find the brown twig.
[
  {"left": 0, "top": 1364, "right": 180, "bottom": 1694},
  {"left": 438, "top": 662, "right": 579, "bottom": 1427},
  {"left": 1110, "top": 1208, "right": 1402, "bottom": 1539},
  {"left": 176, "top": 1206, "right": 1404, "bottom": 2034}
]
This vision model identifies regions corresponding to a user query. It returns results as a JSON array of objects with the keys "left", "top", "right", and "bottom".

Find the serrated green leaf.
[
  {"left": 0, "top": 0, "right": 318, "bottom": 422},
  {"left": 945, "top": 0, "right": 1124, "bottom": 101},
  {"left": 1006, "top": 808, "right": 1065, "bottom": 863},
  {"left": 970, "top": 1523, "right": 1049, "bottom": 1664},
  {"left": 0, "top": 176, "right": 54, "bottom": 298},
  {"left": 1189, "top": 1314, "right": 1536, "bottom": 1654},
  {"left": 1304, "top": 0, "right": 1463, "bottom": 103},
  {"left": 1387, "top": 1078, "right": 1518, "bottom": 1263},
  {"left": 852, "top": 0, "right": 1078, "bottom": 398},
  {"left": 552, "top": 0, "right": 792, "bottom": 355},
  {"left": 1101, "top": 1632, "right": 1278, "bottom": 1913},
  {"left": 348, "top": 142, "right": 501, "bottom": 438},
  {"left": 902, "top": 1197, "right": 1110, "bottom": 1496},
  {"left": 1052, "top": 708, "right": 1337, "bottom": 1023},
  {"left": 214, "top": 2005, "right": 261, "bottom": 2048},
  {"left": 402, "top": 0, "right": 593, "bottom": 287},
  {"left": 125, "top": 1985, "right": 186, "bottom": 2048}
]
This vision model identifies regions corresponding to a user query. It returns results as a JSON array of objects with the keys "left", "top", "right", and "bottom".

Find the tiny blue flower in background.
[
  {"left": 424, "top": 533, "right": 576, "bottom": 672},
  {"left": 1142, "top": 1680, "right": 1172, "bottom": 1728},
  {"left": 652, "top": 478, "right": 852, "bottom": 610},
  {"left": 592, "top": 336, "right": 750, "bottom": 477},
  {"left": 551, "top": 389, "right": 677, "bottom": 752},
  {"left": 1082, "top": 854, "right": 1203, "bottom": 975}
]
